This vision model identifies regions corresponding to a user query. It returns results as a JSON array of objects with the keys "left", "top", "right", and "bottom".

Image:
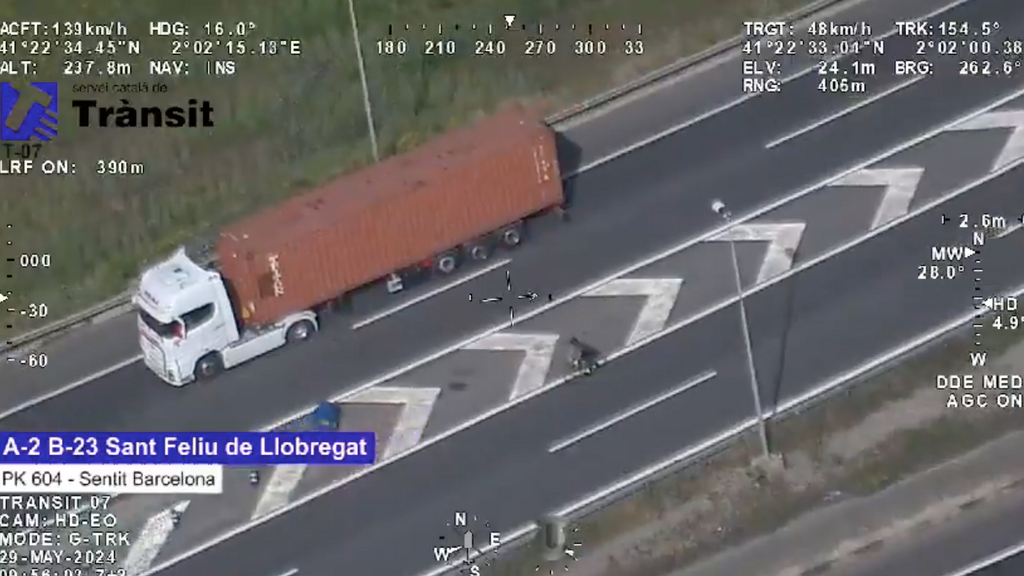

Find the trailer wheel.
[
  {"left": 467, "top": 243, "right": 491, "bottom": 261},
  {"left": 195, "top": 353, "right": 224, "bottom": 382},
  {"left": 500, "top": 225, "right": 523, "bottom": 248},
  {"left": 286, "top": 319, "right": 316, "bottom": 343},
  {"left": 434, "top": 252, "right": 459, "bottom": 275}
]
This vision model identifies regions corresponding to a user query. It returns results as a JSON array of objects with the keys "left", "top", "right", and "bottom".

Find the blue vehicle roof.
[{"left": 274, "top": 401, "right": 341, "bottom": 432}]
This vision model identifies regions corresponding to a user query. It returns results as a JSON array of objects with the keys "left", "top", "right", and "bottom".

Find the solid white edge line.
[
  {"left": 566, "top": 0, "right": 975, "bottom": 175},
  {"left": 426, "top": 524, "right": 540, "bottom": 575},
  {"left": 4, "top": 0, "right": 987, "bottom": 416},
  {"left": 548, "top": 370, "right": 717, "bottom": 453},
  {"left": 255, "top": 82, "right": 1024, "bottom": 435},
  {"left": 0, "top": 354, "right": 142, "bottom": 421},
  {"left": 995, "top": 222, "right": 1023, "bottom": 238},
  {"left": 2, "top": 0, "right": 982, "bottom": 419},
  {"left": 765, "top": 75, "right": 927, "bottom": 149},
  {"left": 942, "top": 538, "right": 1024, "bottom": 576},
  {"left": 528, "top": 280, "right": 1024, "bottom": 573},
  {"left": 417, "top": 280, "right": 1024, "bottom": 576},
  {"left": 776, "top": 0, "right": 976, "bottom": 88},
  {"left": 419, "top": 150, "right": 1024, "bottom": 569},
  {"left": 351, "top": 258, "right": 511, "bottom": 330},
  {"left": 556, "top": 289, "right": 1024, "bottom": 518},
  {"left": 567, "top": 93, "right": 763, "bottom": 175},
  {"left": 140, "top": 90, "right": 1024, "bottom": 576}
]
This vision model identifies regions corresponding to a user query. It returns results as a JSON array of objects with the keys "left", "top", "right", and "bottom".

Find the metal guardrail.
[
  {"left": 2, "top": 295, "right": 137, "bottom": 353},
  {"left": 1, "top": 0, "right": 845, "bottom": 356},
  {"left": 546, "top": 0, "right": 847, "bottom": 125},
  {"left": 1, "top": 246, "right": 215, "bottom": 355}
]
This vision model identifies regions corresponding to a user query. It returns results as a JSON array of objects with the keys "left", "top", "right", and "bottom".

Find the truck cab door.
[{"left": 178, "top": 303, "right": 224, "bottom": 366}]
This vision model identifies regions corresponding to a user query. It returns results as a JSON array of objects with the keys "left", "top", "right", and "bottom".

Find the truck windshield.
[{"left": 138, "top": 309, "right": 179, "bottom": 339}]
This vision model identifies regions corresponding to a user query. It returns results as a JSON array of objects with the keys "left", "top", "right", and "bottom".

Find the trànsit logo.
[
  {"left": 0, "top": 81, "right": 59, "bottom": 142},
  {"left": 72, "top": 98, "right": 215, "bottom": 128}
]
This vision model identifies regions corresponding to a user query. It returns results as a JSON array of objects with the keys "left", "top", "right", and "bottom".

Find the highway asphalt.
[
  {"left": 8, "top": 0, "right": 1024, "bottom": 437},
  {"left": 557, "top": 0, "right": 969, "bottom": 166},
  {"left": 81, "top": 86, "right": 1024, "bottom": 571},
  {"left": 148, "top": 160, "right": 1024, "bottom": 576},
  {"left": 0, "top": 0, "right": 926, "bottom": 403},
  {"left": 824, "top": 485, "right": 1024, "bottom": 576},
  {"left": 969, "top": 552, "right": 1024, "bottom": 576},
  {"left": 3, "top": 0, "right": 1022, "bottom": 572},
  {"left": 0, "top": 0, "right": 946, "bottom": 408},
  {"left": 0, "top": 0, "right": 990, "bottom": 415}
]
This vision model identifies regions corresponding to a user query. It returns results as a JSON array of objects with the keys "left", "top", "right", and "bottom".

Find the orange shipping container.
[{"left": 217, "top": 105, "right": 564, "bottom": 327}]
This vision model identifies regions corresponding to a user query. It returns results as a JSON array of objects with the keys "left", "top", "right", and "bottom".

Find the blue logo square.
[{"left": 0, "top": 82, "right": 59, "bottom": 141}]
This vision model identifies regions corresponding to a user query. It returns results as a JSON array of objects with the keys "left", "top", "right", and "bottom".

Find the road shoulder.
[
  {"left": 673, "top": 430, "right": 1024, "bottom": 576},
  {"left": 490, "top": 321, "right": 1024, "bottom": 576}
]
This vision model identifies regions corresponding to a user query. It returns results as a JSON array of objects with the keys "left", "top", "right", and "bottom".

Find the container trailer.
[{"left": 133, "top": 106, "right": 565, "bottom": 385}]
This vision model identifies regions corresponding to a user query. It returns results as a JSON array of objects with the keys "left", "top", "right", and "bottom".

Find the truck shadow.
[{"left": 555, "top": 130, "right": 583, "bottom": 207}]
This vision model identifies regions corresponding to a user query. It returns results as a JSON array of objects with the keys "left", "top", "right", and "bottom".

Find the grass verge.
[
  {"left": 0, "top": 0, "right": 814, "bottom": 340},
  {"left": 488, "top": 320, "right": 1024, "bottom": 575}
]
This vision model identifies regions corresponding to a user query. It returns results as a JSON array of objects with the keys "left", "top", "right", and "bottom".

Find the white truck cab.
[{"left": 133, "top": 248, "right": 317, "bottom": 386}]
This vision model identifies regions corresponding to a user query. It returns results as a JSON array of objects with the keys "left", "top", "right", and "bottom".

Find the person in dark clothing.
[{"left": 567, "top": 336, "right": 600, "bottom": 375}]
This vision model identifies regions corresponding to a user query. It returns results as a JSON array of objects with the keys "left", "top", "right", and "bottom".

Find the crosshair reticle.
[{"left": 467, "top": 270, "right": 552, "bottom": 327}]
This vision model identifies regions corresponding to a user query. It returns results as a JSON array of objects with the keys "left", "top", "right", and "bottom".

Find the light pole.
[
  {"left": 712, "top": 199, "right": 770, "bottom": 459},
  {"left": 347, "top": 0, "right": 380, "bottom": 161}
]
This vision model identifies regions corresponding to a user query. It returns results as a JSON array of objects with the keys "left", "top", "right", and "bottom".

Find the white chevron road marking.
[
  {"left": 709, "top": 222, "right": 806, "bottom": 284},
  {"left": 462, "top": 333, "right": 560, "bottom": 400},
  {"left": 135, "top": 87, "right": 1024, "bottom": 576},
  {"left": 250, "top": 386, "right": 441, "bottom": 520},
  {"left": 948, "top": 109, "right": 1024, "bottom": 171},
  {"left": 13, "top": 81, "right": 1024, "bottom": 434},
  {"left": 581, "top": 278, "right": 684, "bottom": 345},
  {"left": 122, "top": 501, "right": 190, "bottom": 576},
  {"left": 830, "top": 167, "right": 925, "bottom": 229},
  {"left": 256, "top": 279, "right": 687, "bottom": 521}
]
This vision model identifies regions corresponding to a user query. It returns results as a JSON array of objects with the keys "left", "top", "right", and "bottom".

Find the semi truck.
[{"left": 133, "top": 105, "right": 565, "bottom": 386}]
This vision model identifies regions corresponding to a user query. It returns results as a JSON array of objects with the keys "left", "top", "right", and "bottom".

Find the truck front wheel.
[
  {"left": 286, "top": 319, "right": 317, "bottom": 343},
  {"left": 195, "top": 353, "right": 224, "bottom": 381}
]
